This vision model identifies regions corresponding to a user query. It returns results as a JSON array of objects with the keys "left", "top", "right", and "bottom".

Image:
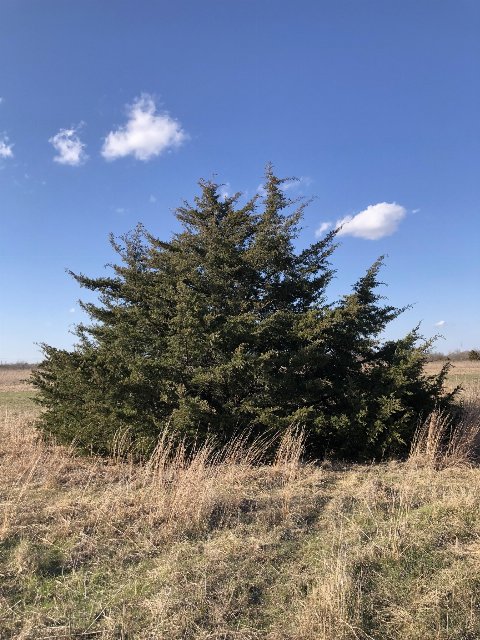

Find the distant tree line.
[
  {"left": 0, "top": 362, "right": 36, "bottom": 370},
  {"left": 32, "top": 168, "right": 455, "bottom": 461},
  {"left": 427, "top": 350, "right": 480, "bottom": 362}
]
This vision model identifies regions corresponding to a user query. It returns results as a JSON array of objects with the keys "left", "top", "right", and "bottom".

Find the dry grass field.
[
  {"left": 1, "top": 364, "right": 480, "bottom": 639},
  {"left": 425, "top": 359, "right": 480, "bottom": 391}
]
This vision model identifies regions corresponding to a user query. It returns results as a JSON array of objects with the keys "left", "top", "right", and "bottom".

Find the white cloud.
[
  {"left": 336, "top": 202, "right": 406, "bottom": 240},
  {"left": 102, "top": 94, "right": 187, "bottom": 161},
  {"left": 412, "top": 208, "right": 420, "bottom": 214},
  {"left": 49, "top": 126, "right": 87, "bottom": 166},
  {"left": 69, "top": 307, "right": 76, "bottom": 314},
  {"left": 435, "top": 320, "right": 446, "bottom": 327},
  {"left": 0, "top": 97, "right": 4, "bottom": 105},
  {"left": 315, "top": 221, "right": 333, "bottom": 237},
  {"left": 0, "top": 135, "right": 13, "bottom": 158}
]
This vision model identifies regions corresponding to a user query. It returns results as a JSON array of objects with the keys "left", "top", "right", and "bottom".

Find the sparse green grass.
[
  {"left": 0, "top": 368, "right": 37, "bottom": 411},
  {"left": 0, "top": 365, "right": 479, "bottom": 639},
  {"left": 0, "top": 390, "right": 37, "bottom": 411}
]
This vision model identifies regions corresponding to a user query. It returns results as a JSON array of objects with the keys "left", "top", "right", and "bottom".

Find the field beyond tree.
[{"left": 1, "top": 363, "right": 479, "bottom": 639}]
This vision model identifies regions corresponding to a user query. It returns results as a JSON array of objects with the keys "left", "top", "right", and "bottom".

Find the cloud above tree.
[
  {"left": 101, "top": 94, "right": 187, "bottom": 161},
  {"left": 49, "top": 126, "right": 88, "bottom": 166},
  {"left": 316, "top": 202, "right": 407, "bottom": 240}
]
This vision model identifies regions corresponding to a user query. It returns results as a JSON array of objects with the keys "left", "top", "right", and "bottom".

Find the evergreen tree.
[{"left": 32, "top": 168, "right": 454, "bottom": 459}]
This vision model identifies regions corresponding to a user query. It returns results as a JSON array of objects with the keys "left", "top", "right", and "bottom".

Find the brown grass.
[
  {"left": 0, "top": 367, "right": 33, "bottom": 393},
  {"left": 0, "top": 364, "right": 479, "bottom": 638},
  {"left": 424, "top": 358, "right": 480, "bottom": 391},
  {"left": 409, "top": 365, "right": 480, "bottom": 468}
]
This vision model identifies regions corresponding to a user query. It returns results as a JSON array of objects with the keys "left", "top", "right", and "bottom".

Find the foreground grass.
[{"left": 1, "top": 366, "right": 480, "bottom": 639}]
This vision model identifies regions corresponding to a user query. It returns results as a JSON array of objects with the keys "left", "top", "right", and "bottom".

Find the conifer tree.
[{"left": 32, "top": 168, "right": 454, "bottom": 459}]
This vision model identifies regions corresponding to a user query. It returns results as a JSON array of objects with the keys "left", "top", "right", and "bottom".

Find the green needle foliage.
[{"left": 32, "top": 167, "right": 454, "bottom": 459}]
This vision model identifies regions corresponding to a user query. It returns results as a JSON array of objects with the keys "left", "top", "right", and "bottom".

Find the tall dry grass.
[
  {"left": 1, "top": 364, "right": 480, "bottom": 638},
  {"left": 0, "top": 407, "right": 324, "bottom": 638},
  {"left": 409, "top": 382, "right": 480, "bottom": 468}
]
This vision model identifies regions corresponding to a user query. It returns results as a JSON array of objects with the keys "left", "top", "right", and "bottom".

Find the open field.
[
  {"left": 0, "top": 364, "right": 479, "bottom": 639},
  {"left": 0, "top": 368, "right": 37, "bottom": 413},
  {"left": 425, "top": 359, "right": 480, "bottom": 392}
]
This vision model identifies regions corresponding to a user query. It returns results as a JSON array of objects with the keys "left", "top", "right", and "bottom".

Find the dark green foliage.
[
  {"left": 32, "top": 168, "right": 455, "bottom": 459},
  {"left": 468, "top": 350, "right": 480, "bottom": 361}
]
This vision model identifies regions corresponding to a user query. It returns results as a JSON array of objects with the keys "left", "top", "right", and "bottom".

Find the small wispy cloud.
[
  {"left": 149, "top": 194, "right": 157, "bottom": 204},
  {"left": 102, "top": 94, "right": 187, "bottom": 161},
  {"left": 435, "top": 320, "right": 446, "bottom": 327},
  {"left": 257, "top": 176, "right": 313, "bottom": 199},
  {"left": 315, "top": 221, "right": 333, "bottom": 237},
  {"left": 257, "top": 183, "right": 267, "bottom": 197},
  {"left": 69, "top": 307, "right": 76, "bottom": 314},
  {"left": 280, "top": 176, "right": 313, "bottom": 192},
  {"left": 0, "top": 97, "right": 4, "bottom": 105},
  {"left": 0, "top": 135, "right": 13, "bottom": 158},
  {"left": 115, "top": 207, "right": 126, "bottom": 214},
  {"left": 219, "top": 183, "right": 231, "bottom": 201},
  {"left": 49, "top": 125, "right": 87, "bottom": 166},
  {"left": 336, "top": 202, "right": 406, "bottom": 240},
  {"left": 412, "top": 208, "right": 420, "bottom": 214}
]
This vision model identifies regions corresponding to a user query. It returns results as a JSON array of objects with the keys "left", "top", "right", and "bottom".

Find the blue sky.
[{"left": 0, "top": 0, "right": 478, "bottom": 362}]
